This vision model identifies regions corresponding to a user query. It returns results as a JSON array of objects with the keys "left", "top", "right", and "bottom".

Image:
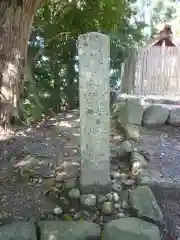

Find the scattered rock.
[
  {"left": 119, "top": 173, "right": 128, "bottom": 182},
  {"left": 110, "top": 171, "right": 121, "bottom": 180},
  {"left": 39, "top": 220, "right": 101, "bottom": 240},
  {"left": 106, "top": 193, "right": 113, "bottom": 201},
  {"left": 130, "top": 151, "right": 148, "bottom": 176},
  {"left": 121, "top": 200, "right": 129, "bottom": 209},
  {"left": 102, "top": 217, "right": 161, "bottom": 240},
  {"left": 117, "top": 212, "right": 125, "bottom": 218},
  {"left": 115, "top": 141, "right": 133, "bottom": 157},
  {"left": 112, "top": 192, "right": 120, "bottom": 202},
  {"left": 130, "top": 151, "right": 148, "bottom": 168},
  {"left": 53, "top": 206, "right": 63, "bottom": 215},
  {"left": 114, "top": 203, "right": 121, "bottom": 209},
  {"left": 112, "top": 182, "right": 122, "bottom": 192},
  {"left": 68, "top": 188, "right": 80, "bottom": 199},
  {"left": 64, "top": 178, "right": 77, "bottom": 189},
  {"left": 121, "top": 178, "right": 135, "bottom": 186},
  {"left": 143, "top": 105, "right": 169, "bottom": 126},
  {"left": 73, "top": 212, "right": 81, "bottom": 220},
  {"left": 80, "top": 194, "right": 96, "bottom": 207},
  {"left": 98, "top": 195, "right": 107, "bottom": 203},
  {"left": 56, "top": 172, "right": 67, "bottom": 182},
  {"left": 129, "top": 185, "right": 164, "bottom": 224},
  {"left": 59, "top": 197, "right": 69, "bottom": 206},
  {"left": 101, "top": 201, "right": 113, "bottom": 215}
]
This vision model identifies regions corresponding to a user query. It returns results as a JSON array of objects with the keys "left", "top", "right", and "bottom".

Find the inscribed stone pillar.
[{"left": 78, "top": 32, "right": 111, "bottom": 194}]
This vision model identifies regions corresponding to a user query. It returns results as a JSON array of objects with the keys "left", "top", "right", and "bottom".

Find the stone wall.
[
  {"left": 0, "top": 215, "right": 162, "bottom": 239},
  {"left": 115, "top": 94, "right": 180, "bottom": 127}
]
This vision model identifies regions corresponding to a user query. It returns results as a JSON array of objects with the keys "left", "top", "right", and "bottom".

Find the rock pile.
[
  {"left": 2, "top": 145, "right": 169, "bottom": 240},
  {"left": 3, "top": 100, "right": 178, "bottom": 239},
  {"left": 6, "top": 123, "right": 168, "bottom": 239}
]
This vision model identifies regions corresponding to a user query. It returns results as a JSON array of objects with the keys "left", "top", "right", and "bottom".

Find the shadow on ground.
[{"left": 0, "top": 109, "right": 180, "bottom": 228}]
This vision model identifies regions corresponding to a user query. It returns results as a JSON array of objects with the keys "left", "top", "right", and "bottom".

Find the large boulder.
[
  {"left": 39, "top": 220, "right": 100, "bottom": 240},
  {"left": 129, "top": 185, "right": 164, "bottom": 224},
  {"left": 117, "top": 97, "right": 145, "bottom": 126},
  {"left": 167, "top": 106, "right": 180, "bottom": 126},
  {"left": 0, "top": 221, "right": 37, "bottom": 240},
  {"left": 142, "top": 105, "right": 169, "bottom": 126},
  {"left": 102, "top": 217, "right": 160, "bottom": 240}
]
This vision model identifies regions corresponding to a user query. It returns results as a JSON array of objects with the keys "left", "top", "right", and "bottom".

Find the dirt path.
[
  {"left": 0, "top": 110, "right": 81, "bottom": 222},
  {"left": 0, "top": 110, "right": 180, "bottom": 226}
]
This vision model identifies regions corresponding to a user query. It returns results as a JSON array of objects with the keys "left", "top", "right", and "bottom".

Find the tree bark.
[{"left": 0, "top": 0, "right": 42, "bottom": 129}]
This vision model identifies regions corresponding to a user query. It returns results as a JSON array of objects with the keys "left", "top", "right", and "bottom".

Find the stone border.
[
  {"left": 115, "top": 94, "right": 180, "bottom": 127},
  {"left": 0, "top": 218, "right": 161, "bottom": 240}
]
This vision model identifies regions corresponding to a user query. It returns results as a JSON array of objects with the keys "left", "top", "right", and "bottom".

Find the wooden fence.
[{"left": 121, "top": 46, "right": 180, "bottom": 96}]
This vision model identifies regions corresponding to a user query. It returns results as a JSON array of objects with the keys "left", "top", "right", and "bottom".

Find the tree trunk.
[{"left": 0, "top": 0, "right": 42, "bottom": 130}]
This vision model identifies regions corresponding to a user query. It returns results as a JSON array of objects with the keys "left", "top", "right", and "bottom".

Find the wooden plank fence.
[{"left": 121, "top": 46, "right": 180, "bottom": 96}]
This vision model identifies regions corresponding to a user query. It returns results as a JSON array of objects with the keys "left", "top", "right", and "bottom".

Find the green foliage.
[
  {"left": 151, "top": 0, "right": 177, "bottom": 35},
  {"left": 23, "top": 0, "right": 145, "bottom": 123}
]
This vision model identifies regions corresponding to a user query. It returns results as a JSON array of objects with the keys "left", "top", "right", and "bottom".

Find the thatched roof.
[{"left": 149, "top": 24, "right": 180, "bottom": 47}]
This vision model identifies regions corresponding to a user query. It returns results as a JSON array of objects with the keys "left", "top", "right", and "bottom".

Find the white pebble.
[
  {"left": 80, "top": 194, "right": 96, "bottom": 207},
  {"left": 113, "top": 192, "right": 120, "bottom": 202},
  {"left": 114, "top": 203, "right": 121, "bottom": 209},
  {"left": 53, "top": 206, "right": 63, "bottom": 215},
  {"left": 121, "top": 200, "right": 128, "bottom": 209},
  {"left": 68, "top": 188, "right": 80, "bottom": 199},
  {"left": 117, "top": 212, "right": 125, "bottom": 218}
]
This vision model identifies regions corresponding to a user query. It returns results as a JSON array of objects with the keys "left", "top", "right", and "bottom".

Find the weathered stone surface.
[
  {"left": 117, "top": 97, "right": 145, "bottom": 125},
  {"left": 68, "top": 188, "right": 80, "bottom": 199},
  {"left": 78, "top": 32, "right": 110, "bottom": 193},
  {"left": 113, "top": 140, "right": 133, "bottom": 157},
  {"left": 0, "top": 221, "right": 37, "bottom": 240},
  {"left": 113, "top": 192, "right": 120, "bottom": 202},
  {"left": 129, "top": 186, "right": 163, "bottom": 223},
  {"left": 124, "top": 124, "right": 139, "bottom": 141},
  {"left": 112, "top": 182, "right": 122, "bottom": 192},
  {"left": 101, "top": 201, "right": 113, "bottom": 215},
  {"left": 80, "top": 194, "right": 96, "bottom": 207},
  {"left": 167, "top": 106, "right": 180, "bottom": 126},
  {"left": 113, "top": 102, "right": 125, "bottom": 112},
  {"left": 130, "top": 151, "right": 148, "bottom": 168},
  {"left": 115, "top": 93, "right": 128, "bottom": 103},
  {"left": 64, "top": 178, "right": 77, "bottom": 189},
  {"left": 142, "top": 105, "right": 169, "bottom": 126},
  {"left": 102, "top": 217, "right": 160, "bottom": 240},
  {"left": 53, "top": 206, "right": 63, "bottom": 215},
  {"left": 39, "top": 220, "right": 101, "bottom": 240}
]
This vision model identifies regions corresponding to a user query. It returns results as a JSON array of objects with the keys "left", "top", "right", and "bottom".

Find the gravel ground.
[
  {"left": 137, "top": 125, "right": 180, "bottom": 182},
  {"left": 0, "top": 112, "right": 180, "bottom": 234}
]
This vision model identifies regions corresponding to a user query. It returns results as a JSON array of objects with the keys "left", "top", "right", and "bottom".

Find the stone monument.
[{"left": 78, "top": 32, "right": 111, "bottom": 194}]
